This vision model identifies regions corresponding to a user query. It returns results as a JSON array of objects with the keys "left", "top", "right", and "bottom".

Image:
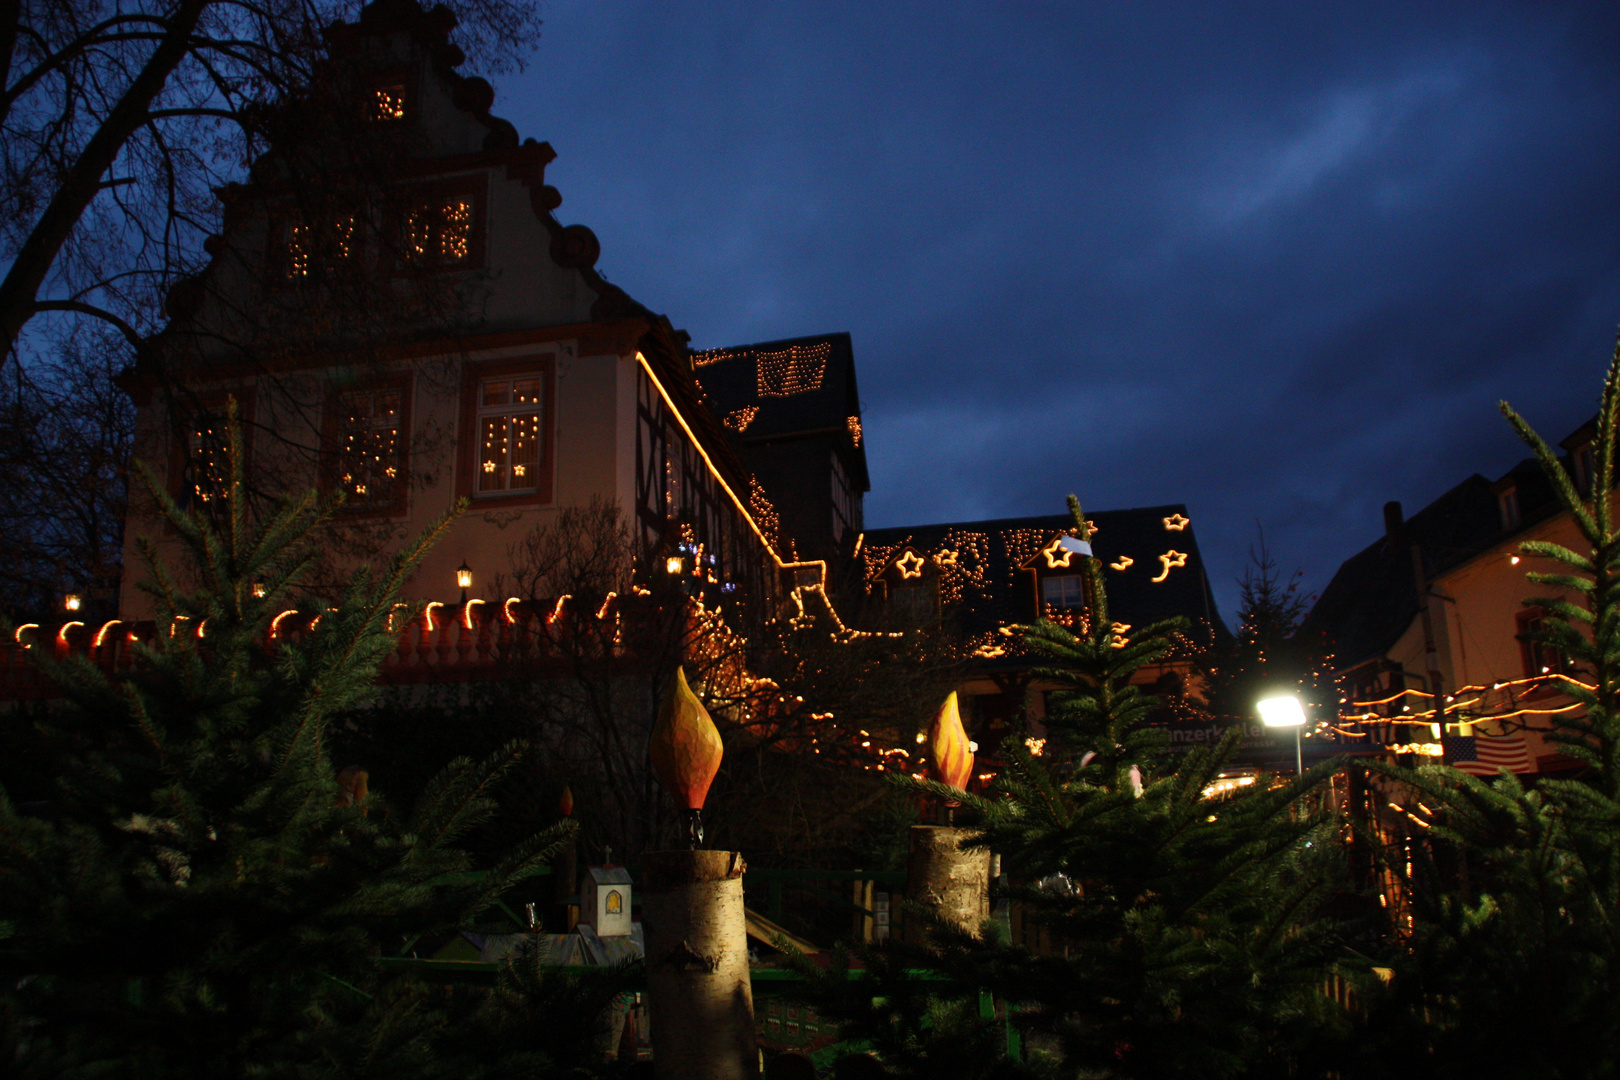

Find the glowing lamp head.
[
  {"left": 456, "top": 562, "right": 473, "bottom": 590},
  {"left": 1257, "top": 694, "right": 1307, "bottom": 728},
  {"left": 63, "top": 594, "right": 82, "bottom": 612},
  {"left": 665, "top": 555, "right": 684, "bottom": 576}
]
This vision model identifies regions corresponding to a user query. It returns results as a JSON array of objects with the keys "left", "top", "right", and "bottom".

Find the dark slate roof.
[
  {"left": 862, "top": 505, "right": 1229, "bottom": 662},
  {"left": 1299, "top": 456, "right": 1568, "bottom": 672},
  {"left": 691, "top": 332, "right": 869, "bottom": 491}
]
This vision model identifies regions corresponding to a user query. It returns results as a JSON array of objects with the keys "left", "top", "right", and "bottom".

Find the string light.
[
  {"left": 462, "top": 598, "right": 485, "bottom": 630},
  {"left": 422, "top": 601, "right": 444, "bottom": 633},
  {"left": 503, "top": 597, "right": 522, "bottom": 623},
  {"left": 270, "top": 610, "right": 298, "bottom": 638},
  {"left": 13, "top": 624, "right": 37, "bottom": 646},
  {"left": 895, "top": 551, "right": 925, "bottom": 579},
  {"left": 1110, "top": 556, "right": 1134, "bottom": 571},
  {"left": 847, "top": 416, "right": 862, "bottom": 447},
  {"left": 755, "top": 342, "right": 830, "bottom": 397},
  {"left": 1163, "top": 513, "right": 1190, "bottom": 531},
  {"left": 56, "top": 621, "right": 83, "bottom": 645},
  {"left": 369, "top": 83, "right": 407, "bottom": 120},
  {"left": 724, "top": 406, "right": 759, "bottom": 432},
  {"left": 93, "top": 620, "right": 122, "bottom": 647}
]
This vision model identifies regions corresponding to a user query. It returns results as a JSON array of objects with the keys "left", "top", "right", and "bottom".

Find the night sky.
[{"left": 495, "top": 2, "right": 1620, "bottom": 622}]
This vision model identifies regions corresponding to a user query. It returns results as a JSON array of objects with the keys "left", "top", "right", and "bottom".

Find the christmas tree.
[
  {"left": 0, "top": 409, "right": 595, "bottom": 1076},
  {"left": 800, "top": 497, "right": 1360, "bottom": 1079},
  {"left": 1360, "top": 339, "right": 1620, "bottom": 1078}
]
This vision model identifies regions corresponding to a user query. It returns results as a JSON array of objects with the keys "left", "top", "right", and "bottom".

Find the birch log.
[
  {"left": 903, "top": 825, "right": 991, "bottom": 942},
  {"left": 642, "top": 849, "right": 757, "bottom": 1079}
]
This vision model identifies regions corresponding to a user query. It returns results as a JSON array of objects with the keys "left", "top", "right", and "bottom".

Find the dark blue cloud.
[{"left": 502, "top": 0, "right": 1620, "bottom": 618}]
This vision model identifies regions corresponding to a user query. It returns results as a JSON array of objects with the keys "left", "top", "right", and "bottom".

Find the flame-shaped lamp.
[
  {"left": 650, "top": 666, "right": 724, "bottom": 848},
  {"left": 558, "top": 784, "right": 574, "bottom": 817},
  {"left": 928, "top": 690, "right": 975, "bottom": 794}
]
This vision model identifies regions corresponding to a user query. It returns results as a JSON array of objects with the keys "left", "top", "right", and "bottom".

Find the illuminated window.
[
  {"left": 284, "top": 214, "right": 356, "bottom": 281},
  {"left": 185, "top": 416, "right": 231, "bottom": 509},
  {"left": 402, "top": 194, "right": 477, "bottom": 268},
  {"left": 1518, "top": 609, "right": 1572, "bottom": 678},
  {"left": 1041, "top": 574, "right": 1085, "bottom": 609},
  {"left": 335, "top": 387, "right": 402, "bottom": 506},
  {"left": 367, "top": 80, "right": 407, "bottom": 121},
  {"left": 171, "top": 394, "right": 252, "bottom": 517},
  {"left": 476, "top": 375, "right": 542, "bottom": 495}
]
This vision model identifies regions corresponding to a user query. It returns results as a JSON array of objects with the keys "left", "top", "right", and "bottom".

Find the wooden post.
[
  {"left": 642, "top": 849, "right": 756, "bottom": 1079},
  {"left": 903, "top": 826, "right": 991, "bottom": 942}
]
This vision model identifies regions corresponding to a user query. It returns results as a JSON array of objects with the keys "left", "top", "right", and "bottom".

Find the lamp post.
[
  {"left": 1257, "top": 693, "right": 1306, "bottom": 776},
  {"left": 455, "top": 562, "right": 472, "bottom": 604}
]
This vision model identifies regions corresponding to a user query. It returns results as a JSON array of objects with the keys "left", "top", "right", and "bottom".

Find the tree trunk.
[{"left": 0, "top": 0, "right": 211, "bottom": 364}]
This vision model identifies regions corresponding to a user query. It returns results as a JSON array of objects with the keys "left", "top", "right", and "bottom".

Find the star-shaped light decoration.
[
  {"left": 1151, "top": 550, "right": 1188, "bottom": 582},
  {"left": 1040, "top": 535, "right": 1076, "bottom": 568},
  {"left": 895, "top": 550, "right": 926, "bottom": 579},
  {"left": 936, "top": 548, "right": 959, "bottom": 567},
  {"left": 1163, "top": 513, "right": 1190, "bottom": 532},
  {"left": 1110, "top": 556, "right": 1134, "bottom": 572},
  {"left": 1111, "top": 622, "right": 1132, "bottom": 648}
]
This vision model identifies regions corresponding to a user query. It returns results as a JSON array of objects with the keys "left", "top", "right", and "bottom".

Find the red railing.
[{"left": 0, "top": 596, "right": 685, "bottom": 701}]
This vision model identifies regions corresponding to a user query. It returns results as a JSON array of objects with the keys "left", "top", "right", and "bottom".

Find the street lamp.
[
  {"left": 63, "top": 593, "right": 82, "bottom": 613},
  {"left": 456, "top": 562, "right": 472, "bottom": 603},
  {"left": 1257, "top": 693, "right": 1306, "bottom": 776}
]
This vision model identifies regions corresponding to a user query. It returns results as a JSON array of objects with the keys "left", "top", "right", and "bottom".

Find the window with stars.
[
  {"left": 459, "top": 358, "right": 554, "bottom": 506},
  {"left": 326, "top": 378, "right": 409, "bottom": 513}
]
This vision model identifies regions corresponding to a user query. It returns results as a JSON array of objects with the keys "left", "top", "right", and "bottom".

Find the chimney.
[{"left": 1383, "top": 501, "right": 1403, "bottom": 540}]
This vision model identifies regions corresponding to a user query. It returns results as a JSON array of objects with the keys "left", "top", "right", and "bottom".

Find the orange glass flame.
[
  {"left": 928, "top": 690, "right": 974, "bottom": 791},
  {"left": 558, "top": 784, "right": 575, "bottom": 817},
  {"left": 649, "top": 666, "right": 724, "bottom": 811}
]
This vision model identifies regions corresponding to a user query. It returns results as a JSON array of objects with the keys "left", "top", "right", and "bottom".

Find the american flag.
[{"left": 1443, "top": 732, "right": 1535, "bottom": 776}]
